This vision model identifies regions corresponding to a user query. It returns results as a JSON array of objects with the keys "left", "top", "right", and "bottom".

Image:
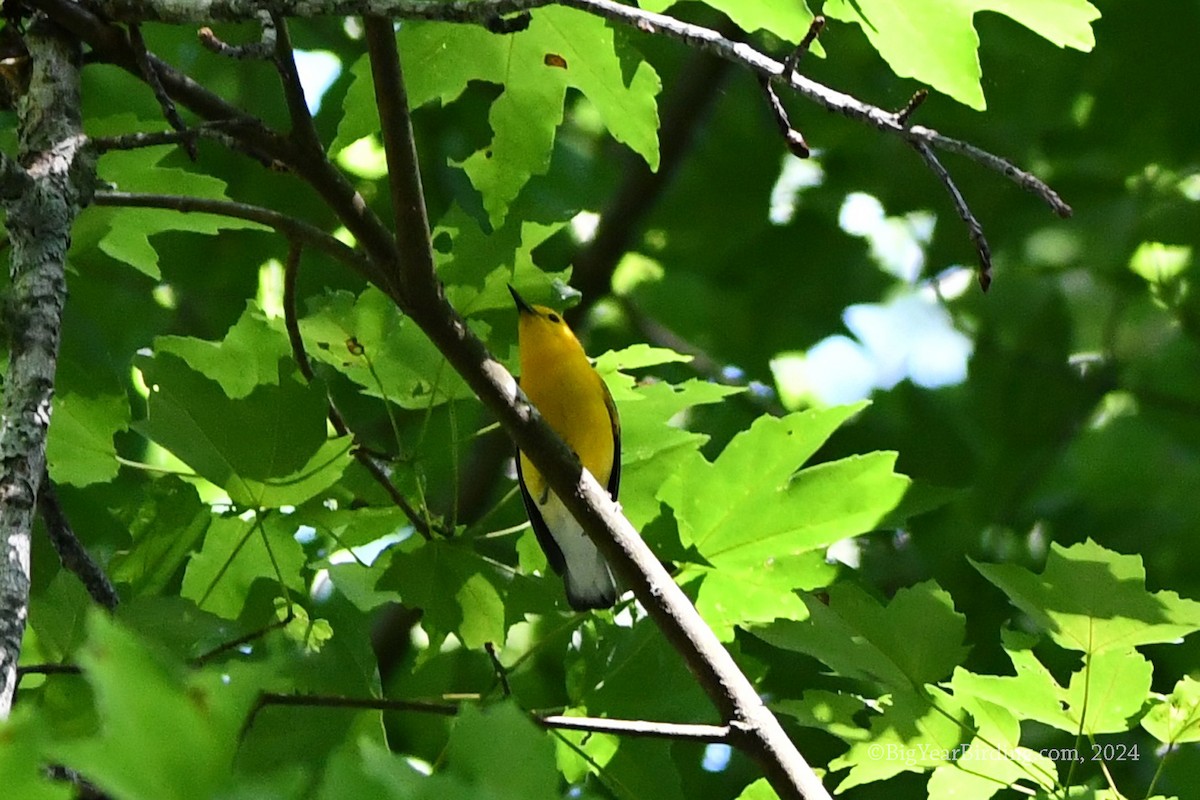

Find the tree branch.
[
  {"left": 92, "top": 190, "right": 377, "bottom": 282},
  {"left": 37, "top": 473, "right": 120, "bottom": 610},
  {"left": 362, "top": 14, "right": 436, "bottom": 304},
  {"left": 0, "top": 18, "right": 94, "bottom": 720},
  {"left": 254, "top": 691, "right": 734, "bottom": 741},
  {"left": 911, "top": 140, "right": 993, "bottom": 290},
  {"left": 85, "top": 0, "right": 1071, "bottom": 220},
  {"left": 355, "top": 17, "right": 829, "bottom": 800}
]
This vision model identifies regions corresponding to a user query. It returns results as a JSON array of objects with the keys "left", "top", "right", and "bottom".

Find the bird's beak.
[{"left": 508, "top": 284, "right": 535, "bottom": 315}]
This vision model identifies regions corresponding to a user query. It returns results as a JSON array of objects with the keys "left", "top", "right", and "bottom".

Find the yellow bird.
[{"left": 509, "top": 285, "right": 619, "bottom": 610}]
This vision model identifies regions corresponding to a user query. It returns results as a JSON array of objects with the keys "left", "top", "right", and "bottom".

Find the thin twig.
[
  {"left": 190, "top": 607, "right": 295, "bottom": 667},
  {"left": 759, "top": 74, "right": 809, "bottom": 158},
  {"left": 198, "top": 10, "right": 276, "bottom": 60},
  {"left": 782, "top": 15, "right": 825, "bottom": 77},
  {"left": 37, "top": 472, "right": 120, "bottom": 610},
  {"left": 127, "top": 23, "right": 196, "bottom": 160},
  {"left": 484, "top": 642, "right": 512, "bottom": 697},
  {"left": 16, "top": 663, "right": 82, "bottom": 678},
  {"left": 92, "top": 190, "right": 376, "bottom": 282},
  {"left": 534, "top": 714, "right": 731, "bottom": 742},
  {"left": 895, "top": 89, "right": 929, "bottom": 127},
  {"left": 254, "top": 690, "right": 733, "bottom": 741},
  {"left": 911, "top": 141, "right": 993, "bottom": 291},
  {"left": 84, "top": 0, "right": 1070, "bottom": 218},
  {"left": 280, "top": 239, "right": 437, "bottom": 540},
  {"left": 90, "top": 122, "right": 280, "bottom": 167},
  {"left": 282, "top": 241, "right": 315, "bottom": 380},
  {"left": 271, "top": 13, "right": 323, "bottom": 154}
]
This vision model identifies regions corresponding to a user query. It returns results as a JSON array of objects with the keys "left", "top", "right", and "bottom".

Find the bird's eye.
[{"left": 547, "top": 313, "right": 561, "bottom": 323}]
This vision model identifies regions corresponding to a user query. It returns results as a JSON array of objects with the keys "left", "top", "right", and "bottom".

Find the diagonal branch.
[
  {"left": 0, "top": 19, "right": 95, "bottom": 720},
  {"left": 37, "top": 473, "right": 120, "bottom": 610},
  {"left": 357, "top": 19, "right": 829, "bottom": 800},
  {"left": 911, "top": 140, "right": 993, "bottom": 290}
]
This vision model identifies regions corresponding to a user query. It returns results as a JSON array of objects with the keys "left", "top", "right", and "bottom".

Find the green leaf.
[
  {"left": 735, "top": 778, "right": 781, "bottom": 800},
  {"left": 642, "top": 0, "right": 821, "bottom": 47},
  {"left": 773, "top": 689, "right": 871, "bottom": 741},
  {"left": 0, "top": 709, "right": 74, "bottom": 800},
  {"left": 397, "top": 8, "right": 660, "bottom": 226},
  {"left": 89, "top": 127, "right": 269, "bottom": 278},
  {"left": 755, "top": 581, "right": 968, "bottom": 690},
  {"left": 433, "top": 205, "right": 570, "bottom": 315},
  {"left": 46, "top": 391, "right": 129, "bottom": 486},
  {"left": 592, "top": 343, "right": 693, "bottom": 372},
  {"left": 949, "top": 630, "right": 1152, "bottom": 736},
  {"left": 181, "top": 513, "right": 307, "bottom": 619},
  {"left": 136, "top": 352, "right": 352, "bottom": 507},
  {"left": 28, "top": 571, "right": 92, "bottom": 662},
  {"left": 108, "top": 478, "right": 211, "bottom": 597},
  {"left": 300, "top": 287, "right": 473, "bottom": 408},
  {"left": 972, "top": 539, "right": 1200, "bottom": 653},
  {"left": 156, "top": 303, "right": 293, "bottom": 399},
  {"left": 828, "top": 687, "right": 970, "bottom": 791},
  {"left": 688, "top": 553, "right": 836, "bottom": 640},
  {"left": 317, "top": 739, "right": 434, "bottom": 800},
  {"left": 948, "top": 632, "right": 1075, "bottom": 734},
  {"left": 1062, "top": 647, "right": 1153, "bottom": 735},
  {"left": 443, "top": 703, "right": 559, "bottom": 799},
  {"left": 660, "top": 405, "right": 907, "bottom": 563},
  {"left": 654, "top": 406, "right": 908, "bottom": 636},
  {"left": 378, "top": 538, "right": 509, "bottom": 649},
  {"left": 824, "top": 0, "right": 1099, "bottom": 110},
  {"left": 50, "top": 613, "right": 268, "bottom": 800},
  {"left": 1129, "top": 241, "right": 1193, "bottom": 284},
  {"left": 1142, "top": 676, "right": 1200, "bottom": 745},
  {"left": 605, "top": 375, "right": 740, "bottom": 530}
]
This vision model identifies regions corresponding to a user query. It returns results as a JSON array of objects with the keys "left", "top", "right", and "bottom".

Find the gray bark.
[{"left": 0, "top": 18, "right": 93, "bottom": 719}]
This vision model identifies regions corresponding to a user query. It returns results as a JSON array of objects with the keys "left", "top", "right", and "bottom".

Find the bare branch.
[
  {"left": 37, "top": 473, "right": 120, "bottom": 610},
  {"left": 363, "top": 14, "right": 436, "bottom": 303},
  {"left": 350, "top": 28, "right": 830, "bottom": 800},
  {"left": 92, "top": 190, "right": 377, "bottom": 282},
  {"left": 895, "top": 88, "right": 929, "bottom": 127},
  {"left": 485, "top": 642, "right": 512, "bottom": 697},
  {"left": 90, "top": 122, "right": 280, "bottom": 167},
  {"left": 198, "top": 9, "right": 276, "bottom": 59},
  {"left": 759, "top": 74, "right": 809, "bottom": 159},
  {"left": 256, "top": 691, "right": 733, "bottom": 741},
  {"left": 127, "top": 22, "right": 197, "bottom": 159},
  {"left": 534, "top": 714, "right": 731, "bottom": 742},
  {"left": 782, "top": 14, "right": 825, "bottom": 77},
  {"left": 911, "top": 141, "right": 993, "bottom": 291},
  {"left": 271, "top": 13, "right": 323, "bottom": 153},
  {"left": 80, "top": 0, "right": 1073, "bottom": 217}
]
